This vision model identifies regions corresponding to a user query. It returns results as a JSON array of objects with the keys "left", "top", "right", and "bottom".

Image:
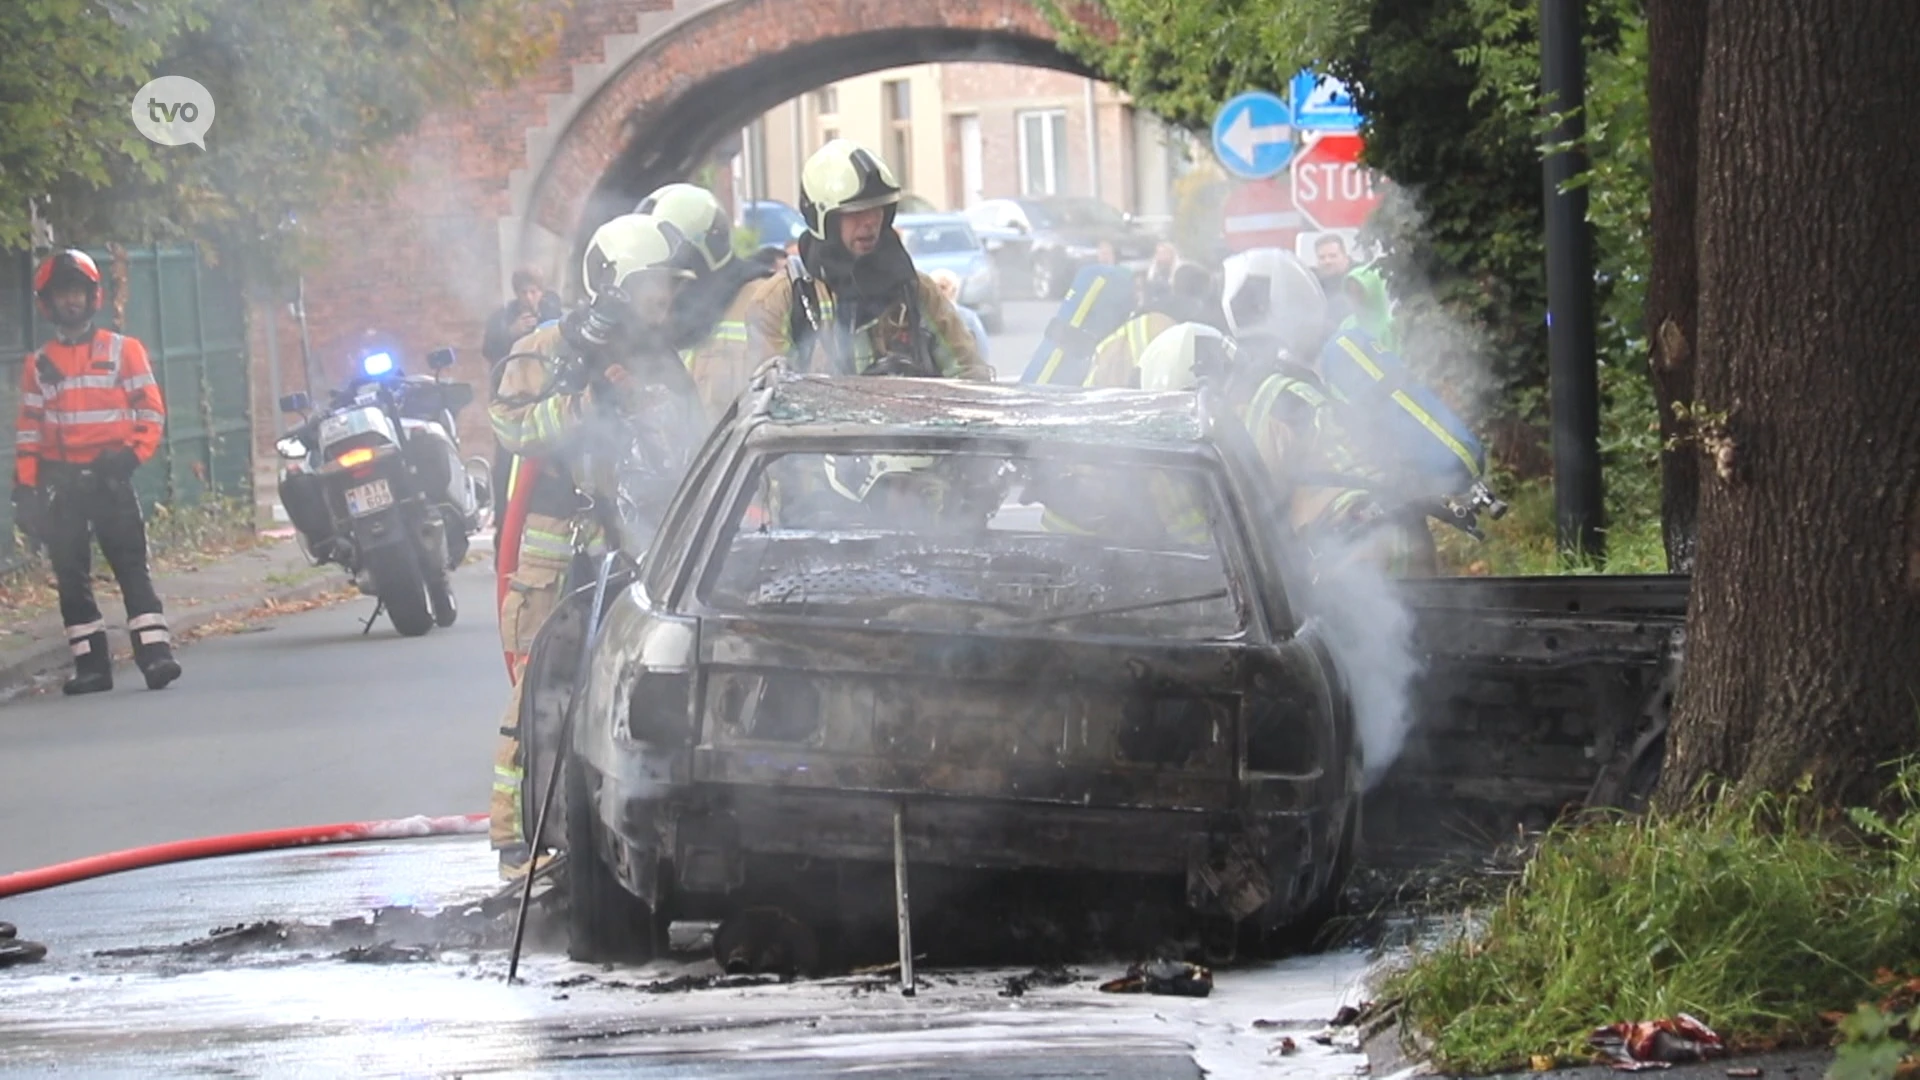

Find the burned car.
[{"left": 551, "top": 372, "right": 1371, "bottom": 967}]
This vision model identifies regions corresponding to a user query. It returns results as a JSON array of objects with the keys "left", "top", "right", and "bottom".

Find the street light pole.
[{"left": 1541, "top": 0, "right": 1605, "bottom": 561}]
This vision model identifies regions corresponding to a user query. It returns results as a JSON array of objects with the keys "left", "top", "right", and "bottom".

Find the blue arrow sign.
[
  {"left": 1211, "top": 91, "right": 1295, "bottom": 180},
  {"left": 1290, "top": 70, "right": 1363, "bottom": 133}
]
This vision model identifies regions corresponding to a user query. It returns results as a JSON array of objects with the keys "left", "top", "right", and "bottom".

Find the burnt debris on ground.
[{"left": 90, "top": 885, "right": 565, "bottom": 967}]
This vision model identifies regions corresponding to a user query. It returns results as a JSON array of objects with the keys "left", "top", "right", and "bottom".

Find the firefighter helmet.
[
  {"left": 636, "top": 183, "right": 734, "bottom": 274},
  {"left": 581, "top": 213, "right": 700, "bottom": 302},
  {"left": 1221, "top": 248, "right": 1329, "bottom": 362},
  {"left": 33, "top": 249, "right": 102, "bottom": 321},
  {"left": 799, "top": 139, "right": 901, "bottom": 240},
  {"left": 1137, "top": 322, "right": 1236, "bottom": 392}
]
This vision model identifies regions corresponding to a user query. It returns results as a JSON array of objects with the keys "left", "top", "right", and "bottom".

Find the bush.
[{"left": 1386, "top": 762, "right": 1920, "bottom": 1074}]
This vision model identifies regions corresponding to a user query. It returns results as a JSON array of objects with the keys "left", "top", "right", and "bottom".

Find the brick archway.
[{"left": 511, "top": 0, "right": 1092, "bottom": 281}]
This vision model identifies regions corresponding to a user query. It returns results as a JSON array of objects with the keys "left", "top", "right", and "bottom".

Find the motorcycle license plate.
[{"left": 345, "top": 479, "right": 394, "bottom": 517}]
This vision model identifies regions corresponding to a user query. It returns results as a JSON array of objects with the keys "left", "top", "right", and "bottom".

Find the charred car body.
[{"left": 545, "top": 373, "right": 1367, "bottom": 965}]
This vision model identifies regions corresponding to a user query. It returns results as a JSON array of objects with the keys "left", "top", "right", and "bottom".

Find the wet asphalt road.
[
  {"left": 984, "top": 298, "right": 1052, "bottom": 381},
  {"left": 0, "top": 838, "right": 1372, "bottom": 1077},
  {"left": 0, "top": 569, "right": 505, "bottom": 875}
]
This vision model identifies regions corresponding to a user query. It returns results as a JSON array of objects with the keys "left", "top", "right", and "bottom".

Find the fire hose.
[{"left": 0, "top": 813, "right": 488, "bottom": 900}]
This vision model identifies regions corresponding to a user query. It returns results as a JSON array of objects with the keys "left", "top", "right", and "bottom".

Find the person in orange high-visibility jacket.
[{"left": 11, "top": 250, "right": 181, "bottom": 695}]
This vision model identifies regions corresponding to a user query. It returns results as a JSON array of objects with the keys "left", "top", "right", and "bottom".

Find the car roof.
[
  {"left": 895, "top": 212, "right": 972, "bottom": 227},
  {"left": 747, "top": 374, "right": 1208, "bottom": 450}
]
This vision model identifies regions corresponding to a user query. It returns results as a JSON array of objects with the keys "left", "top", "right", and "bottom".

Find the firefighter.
[
  {"left": 487, "top": 213, "right": 707, "bottom": 876},
  {"left": 743, "top": 139, "right": 989, "bottom": 381},
  {"left": 11, "top": 250, "right": 181, "bottom": 695},
  {"left": 1084, "top": 264, "right": 1219, "bottom": 389},
  {"left": 1137, "top": 316, "right": 1436, "bottom": 578},
  {"left": 635, "top": 182, "right": 778, "bottom": 419}
]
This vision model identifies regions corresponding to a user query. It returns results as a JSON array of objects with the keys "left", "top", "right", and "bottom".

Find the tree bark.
[
  {"left": 1655, "top": 0, "right": 1920, "bottom": 812},
  {"left": 1644, "top": 0, "right": 1707, "bottom": 573}
]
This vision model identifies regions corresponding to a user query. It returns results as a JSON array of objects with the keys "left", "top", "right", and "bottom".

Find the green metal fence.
[{"left": 0, "top": 245, "right": 253, "bottom": 571}]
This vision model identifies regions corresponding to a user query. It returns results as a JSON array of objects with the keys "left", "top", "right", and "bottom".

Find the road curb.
[{"left": 0, "top": 572, "right": 352, "bottom": 700}]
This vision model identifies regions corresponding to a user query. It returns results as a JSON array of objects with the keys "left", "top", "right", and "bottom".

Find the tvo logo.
[{"left": 131, "top": 76, "right": 216, "bottom": 149}]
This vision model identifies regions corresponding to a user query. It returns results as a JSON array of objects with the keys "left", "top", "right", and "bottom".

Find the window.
[
  {"left": 1018, "top": 109, "right": 1069, "bottom": 196},
  {"left": 898, "top": 223, "right": 981, "bottom": 256},
  {"left": 883, "top": 79, "right": 912, "bottom": 191},
  {"left": 701, "top": 449, "right": 1246, "bottom": 640},
  {"left": 814, "top": 87, "right": 838, "bottom": 115}
]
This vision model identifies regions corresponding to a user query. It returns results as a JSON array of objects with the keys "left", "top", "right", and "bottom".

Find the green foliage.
[
  {"left": 732, "top": 225, "right": 762, "bottom": 260},
  {"left": 0, "top": 0, "right": 559, "bottom": 281},
  {"left": 1385, "top": 760, "right": 1920, "bottom": 1074},
  {"left": 145, "top": 493, "right": 257, "bottom": 559},
  {"left": 1831, "top": 976, "right": 1920, "bottom": 1080}
]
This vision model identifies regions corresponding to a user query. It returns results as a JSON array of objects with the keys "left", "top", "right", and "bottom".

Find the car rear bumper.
[{"left": 586, "top": 759, "right": 1343, "bottom": 923}]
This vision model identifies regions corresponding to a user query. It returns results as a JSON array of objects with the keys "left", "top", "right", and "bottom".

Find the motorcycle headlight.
[{"left": 276, "top": 436, "right": 308, "bottom": 460}]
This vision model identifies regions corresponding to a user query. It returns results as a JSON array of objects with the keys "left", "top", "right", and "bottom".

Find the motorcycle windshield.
[{"left": 318, "top": 405, "right": 399, "bottom": 452}]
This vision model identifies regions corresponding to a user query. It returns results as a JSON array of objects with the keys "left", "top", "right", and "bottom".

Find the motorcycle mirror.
[
  {"left": 426, "top": 346, "right": 457, "bottom": 371},
  {"left": 279, "top": 392, "right": 312, "bottom": 414}
]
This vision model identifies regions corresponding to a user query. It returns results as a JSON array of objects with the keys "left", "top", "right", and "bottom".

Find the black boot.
[
  {"left": 63, "top": 631, "right": 113, "bottom": 696},
  {"left": 133, "top": 633, "right": 182, "bottom": 691}
]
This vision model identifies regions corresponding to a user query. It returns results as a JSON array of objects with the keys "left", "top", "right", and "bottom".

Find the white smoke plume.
[{"left": 1299, "top": 551, "right": 1423, "bottom": 793}]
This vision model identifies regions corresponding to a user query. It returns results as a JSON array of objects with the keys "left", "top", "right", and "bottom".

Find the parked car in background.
[
  {"left": 894, "top": 213, "right": 1003, "bottom": 332},
  {"left": 739, "top": 199, "right": 807, "bottom": 250},
  {"left": 965, "top": 197, "right": 1158, "bottom": 300}
]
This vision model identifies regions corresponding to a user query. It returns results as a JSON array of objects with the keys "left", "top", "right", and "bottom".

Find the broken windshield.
[{"left": 696, "top": 449, "right": 1250, "bottom": 639}]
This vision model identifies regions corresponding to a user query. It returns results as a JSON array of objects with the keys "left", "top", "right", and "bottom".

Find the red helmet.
[{"left": 33, "top": 249, "right": 102, "bottom": 320}]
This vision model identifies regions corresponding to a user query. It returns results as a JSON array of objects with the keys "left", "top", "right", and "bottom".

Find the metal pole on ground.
[{"left": 893, "top": 803, "right": 915, "bottom": 997}]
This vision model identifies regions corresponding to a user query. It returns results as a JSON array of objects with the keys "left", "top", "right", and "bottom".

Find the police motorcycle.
[{"left": 275, "top": 345, "right": 492, "bottom": 637}]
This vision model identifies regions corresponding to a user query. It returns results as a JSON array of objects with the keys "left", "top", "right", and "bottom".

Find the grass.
[
  {"left": 1383, "top": 763, "right": 1920, "bottom": 1074},
  {"left": 1435, "top": 469, "right": 1669, "bottom": 576}
]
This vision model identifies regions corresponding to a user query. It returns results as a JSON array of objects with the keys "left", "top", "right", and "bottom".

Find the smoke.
[{"left": 1297, "top": 548, "right": 1423, "bottom": 793}]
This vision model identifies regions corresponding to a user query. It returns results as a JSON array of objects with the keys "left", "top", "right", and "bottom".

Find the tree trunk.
[
  {"left": 1655, "top": 0, "right": 1920, "bottom": 812},
  {"left": 1643, "top": 0, "right": 1707, "bottom": 573}
]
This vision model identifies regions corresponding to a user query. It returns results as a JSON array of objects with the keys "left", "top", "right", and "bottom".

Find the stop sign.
[
  {"left": 1221, "top": 177, "right": 1306, "bottom": 253},
  {"left": 1291, "top": 134, "right": 1385, "bottom": 231}
]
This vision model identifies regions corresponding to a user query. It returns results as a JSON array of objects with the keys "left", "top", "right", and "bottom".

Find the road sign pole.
[{"left": 1541, "top": 0, "right": 1605, "bottom": 562}]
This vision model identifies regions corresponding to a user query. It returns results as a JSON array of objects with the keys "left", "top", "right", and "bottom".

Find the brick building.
[{"left": 737, "top": 63, "right": 1196, "bottom": 223}]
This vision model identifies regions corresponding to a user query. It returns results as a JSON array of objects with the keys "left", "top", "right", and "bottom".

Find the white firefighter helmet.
[
  {"left": 1221, "top": 248, "right": 1329, "bottom": 361},
  {"left": 1137, "top": 322, "right": 1235, "bottom": 392},
  {"left": 636, "top": 182, "right": 734, "bottom": 274},
  {"left": 581, "top": 213, "right": 700, "bottom": 301},
  {"left": 799, "top": 139, "right": 902, "bottom": 240}
]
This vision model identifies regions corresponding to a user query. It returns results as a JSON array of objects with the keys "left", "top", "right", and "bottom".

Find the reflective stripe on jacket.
[
  {"left": 14, "top": 330, "right": 165, "bottom": 486},
  {"left": 1085, "top": 312, "right": 1175, "bottom": 388},
  {"left": 686, "top": 286, "right": 764, "bottom": 419},
  {"left": 1242, "top": 372, "right": 1384, "bottom": 534}
]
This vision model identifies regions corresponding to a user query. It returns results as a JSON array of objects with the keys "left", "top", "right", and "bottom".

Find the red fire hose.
[{"left": 0, "top": 813, "right": 489, "bottom": 899}]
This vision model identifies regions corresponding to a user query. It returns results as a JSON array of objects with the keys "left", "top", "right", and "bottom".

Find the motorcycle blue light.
[{"left": 362, "top": 351, "right": 394, "bottom": 377}]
